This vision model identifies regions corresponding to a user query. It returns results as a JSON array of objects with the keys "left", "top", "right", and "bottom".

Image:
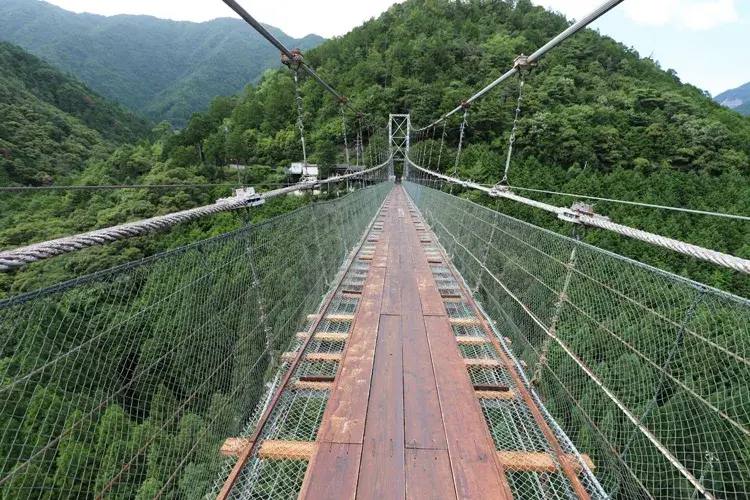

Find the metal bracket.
[
  {"left": 558, "top": 202, "right": 610, "bottom": 225},
  {"left": 513, "top": 54, "right": 537, "bottom": 71},
  {"left": 488, "top": 183, "right": 511, "bottom": 197}
]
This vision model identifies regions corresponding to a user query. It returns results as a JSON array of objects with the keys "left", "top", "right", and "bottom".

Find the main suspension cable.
[
  {"left": 413, "top": 0, "right": 625, "bottom": 131},
  {"left": 221, "top": 0, "right": 361, "bottom": 116}
]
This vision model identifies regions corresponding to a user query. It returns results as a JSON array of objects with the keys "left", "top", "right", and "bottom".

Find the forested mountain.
[
  {"left": 0, "top": 41, "right": 151, "bottom": 185},
  {"left": 2, "top": 1, "right": 750, "bottom": 498},
  {"left": 0, "top": 0, "right": 324, "bottom": 125},
  {"left": 0, "top": 44, "right": 300, "bottom": 297},
  {"left": 715, "top": 81, "right": 750, "bottom": 116}
]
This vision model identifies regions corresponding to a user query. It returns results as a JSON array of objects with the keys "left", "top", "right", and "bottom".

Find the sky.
[{"left": 43, "top": 0, "right": 749, "bottom": 96}]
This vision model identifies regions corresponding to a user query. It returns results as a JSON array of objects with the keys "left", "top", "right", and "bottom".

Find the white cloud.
[{"left": 534, "top": 0, "right": 740, "bottom": 30}]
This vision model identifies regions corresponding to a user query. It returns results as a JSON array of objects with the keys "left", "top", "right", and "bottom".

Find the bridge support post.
[{"left": 389, "top": 114, "right": 410, "bottom": 180}]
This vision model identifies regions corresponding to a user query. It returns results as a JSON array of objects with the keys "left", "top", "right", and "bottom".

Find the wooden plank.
[
  {"left": 414, "top": 266, "right": 446, "bottom": 316},
  {"left": 326, "top": 313, "right": 355, "bottom": 322},
  {"left": 381, "top": 218, "right": 402, "bottom": 316},
  {"left": 455, "top": 336, "right": 491, "bottom": 346},
  {"left": 449, "top": 317, "right": 482, "bottom": 326},
  {"left": 220, "top": 438, "right": 251, "bottom": 457},
  {"left": 402, "top": 268, "right": 447, "bottom": 450},
  {"left": 405, "top": 449, "right": 457, "bottom": 500},
  {"left": 357, "top": 315, "right": 405, "bottom": 499},
  {"left": 464, "top": 358, "right": 501, "bottom": 368},
  {"left": 476, "top": 390, "right": 516, "bottom": 400},
  {"left": 316, "top": 266, "right": 385, "bottom": 444},
  {"left": 496, "top": 451, "right": 596, "bottom": 473},
  {"left": 293, "top": 381, "right": 335, "bottom": 391},
  {"left": 296, "top": 332, "right": 349, "bottom": 342},
  {"left": 424, "top": 315, "right": 513, "bottom": 500},
  {"left": 281, "top": 352, "right": 342, "bottom": 364},
  {"left": 258, "top": 440, "right": 316, "bottom": 460}
]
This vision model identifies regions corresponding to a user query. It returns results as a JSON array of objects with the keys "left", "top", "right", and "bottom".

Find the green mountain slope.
[
  {"left": 0, "top": 0, "right": 324, "bottom": 125},
  {"left": 0, "top": 41, "right": 151, "bottom": 185},
  {"left": 715, "top": 81, "right": 750, "bottom": 115}
]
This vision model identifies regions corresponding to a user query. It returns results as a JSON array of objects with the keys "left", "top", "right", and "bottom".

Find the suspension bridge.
[{"left": 1, "top": 1, "right": 749, "bottom": 499}]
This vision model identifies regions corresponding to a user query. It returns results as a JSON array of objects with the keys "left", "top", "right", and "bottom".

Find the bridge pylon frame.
[{"left": 389, "top": 114, "right": 410, "bottom": 179}]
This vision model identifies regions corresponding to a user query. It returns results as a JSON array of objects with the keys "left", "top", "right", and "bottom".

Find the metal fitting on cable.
[
  {"left": 558, "top": 202, "right": 611, "bottom": 225},
  {"left": 337, "top": 97, "right": 348, "bottom": 105},
  {"left": 282, "top": 48, "right": 304, "bottom": 69},
  {"left": 460, "top": 99, "right": 472, "bottom": 109},
  {"left": 489, "top": 182, "right": 511, "bottom": 196},
  {"left": 513, "top": 54, "right": 537, "bottom": 71}
]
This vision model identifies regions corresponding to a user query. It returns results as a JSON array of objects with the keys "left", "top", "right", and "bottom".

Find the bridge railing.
[
  {"left": 0, "top": 182, "right": 391, "bottom": 499},
  {"left": 405, "top": 180, "right": 750, "bottom": 500}
]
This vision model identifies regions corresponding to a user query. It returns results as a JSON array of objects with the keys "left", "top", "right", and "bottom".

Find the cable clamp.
[
  {"left": 513, "top": 54, "right": 537, "bottom": 71},
  {"left": 489, "top": 182, "right": 511, "bottom": 197},
  {"left": 460, "top": 99, "right": 472, "bottom": 109},
  {"left": 558, "top": 202, "right": 610, "bottom": 225},
  {"left": 282, "top": 49, "right": 304, "bottom": 69}
]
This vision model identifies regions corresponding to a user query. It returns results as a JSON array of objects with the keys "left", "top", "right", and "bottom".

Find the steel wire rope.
[
  {"left": 405, "top": 158, "right": 750, "bottom": 274},
  {"left": 411, "top": 0, "right": 626, "bottom": 131},
  {"left": 477, "top": 185, "right": 750, "bottom": 222}
]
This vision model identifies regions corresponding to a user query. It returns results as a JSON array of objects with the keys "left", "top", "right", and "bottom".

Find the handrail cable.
[
  {"left": 413, "top": 0, "right": 625, "bottom": 131},
  {"left": 486, "top": 185, "right": 750, "bottom": 222},
  {"left": 0, "top": 158, "right": 393, "bottom": 272},
  {"left": 406, "top": 157, "right": 750, "bottom": 275}
]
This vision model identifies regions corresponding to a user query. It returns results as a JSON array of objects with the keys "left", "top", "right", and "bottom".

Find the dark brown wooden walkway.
[
  {"left": 220, "top": 185, "right": 595, "bottom": 500},
  {"left": 298, "top": 186, "right": 513, "bottom": 500}
]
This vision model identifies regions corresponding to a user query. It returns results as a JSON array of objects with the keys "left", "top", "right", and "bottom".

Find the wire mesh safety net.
[
  {"left": 404, "top": 179, "right": 750, "bottom": 500},
  {"left": 0, "top": 181, "right": 392, "bottom": 500}
]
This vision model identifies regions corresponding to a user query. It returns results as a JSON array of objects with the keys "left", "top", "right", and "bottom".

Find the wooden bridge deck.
[{"left": 221, "top": 185, "right": 596, "bottom": 499}]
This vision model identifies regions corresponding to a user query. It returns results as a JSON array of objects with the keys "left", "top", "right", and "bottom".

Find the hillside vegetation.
[
  {"left": 0, "top": 0, "right": 324, "bottom": 125},
  {"left": 0, "top": 44, "right": 307, "bottom": 298},
  {"left": 2, "top": 1, "right": 750, "bottom": 498},
  {"left": 306, "top": 0, "right": 750, "bottom": 295},
  {"left": 0, "top": 42, "right": 151, "bottom": 185}
]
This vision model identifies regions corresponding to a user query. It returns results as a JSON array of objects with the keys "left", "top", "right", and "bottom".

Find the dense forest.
[
  {"left": 0, "top": 0, "right": 324, "bottom": 125},
  {"left": 1, "top": 0, "right": 750, "bottom": 498},
  {"left": 302, "top": 0, "right": 750, "bottom": 296}
]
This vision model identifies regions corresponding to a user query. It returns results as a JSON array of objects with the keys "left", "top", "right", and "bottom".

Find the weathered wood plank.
[
  {"left": 475, "top": 390, "right": 516, "bottom": 400},
  {"left": 455, "top": 336, "right": 491, "bottom": 346},
  {"left": 496, "top": 451, "right": 596, "bottom": 473},
  {"left": 402, "top": 268, "right": 447, "bottom": 451},
  {"left": 356, "top": 315, "right": 405, "bottom": 499},
  {"left": 258, "top": 440, "right": 316, "bottom": 460},
  {"left": 405, "top": 449, "right": 457, "bottom": 500},
  {"left": 315, "top": 267, "right": 385, "bottom": 444},
  {"left": 299, "top": 443, "right": 363, "bottom": 500},
  {"left": 292, "top": 381, "right": 335, "bottom": 391},
  {"left": 464, "top": 358, "right": 501, "bottom": 368},
  {"left": 296, "top": 332, "right": 349, "bottom": 342},
  {"left": 220, "top": 438, "right": 251, "bottom": 457},
  {"left": 281, "top": 352, "right": 342, "bottom": 364},
  {"left": 424, "top": 315, "right": 513, "bottom": 500}
]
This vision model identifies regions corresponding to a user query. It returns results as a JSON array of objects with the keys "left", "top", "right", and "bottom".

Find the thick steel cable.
[
  {"left": 413, "top": 0, "right": 625, "bottom": 131},
  {"left": 485, "top": 185, "right": 750, "bottom": 222},
  {"left": 0, "top": 184, "right": 242, "bottom": 192},
  {"left": 0, "top": 159, "right": 392, "bottom": 271},
  {"left": 220, "top": 0, "right": 360, "bottom": 116},
  {"left": 405, "top": 158, "right": 750, "bottom": 275}
]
